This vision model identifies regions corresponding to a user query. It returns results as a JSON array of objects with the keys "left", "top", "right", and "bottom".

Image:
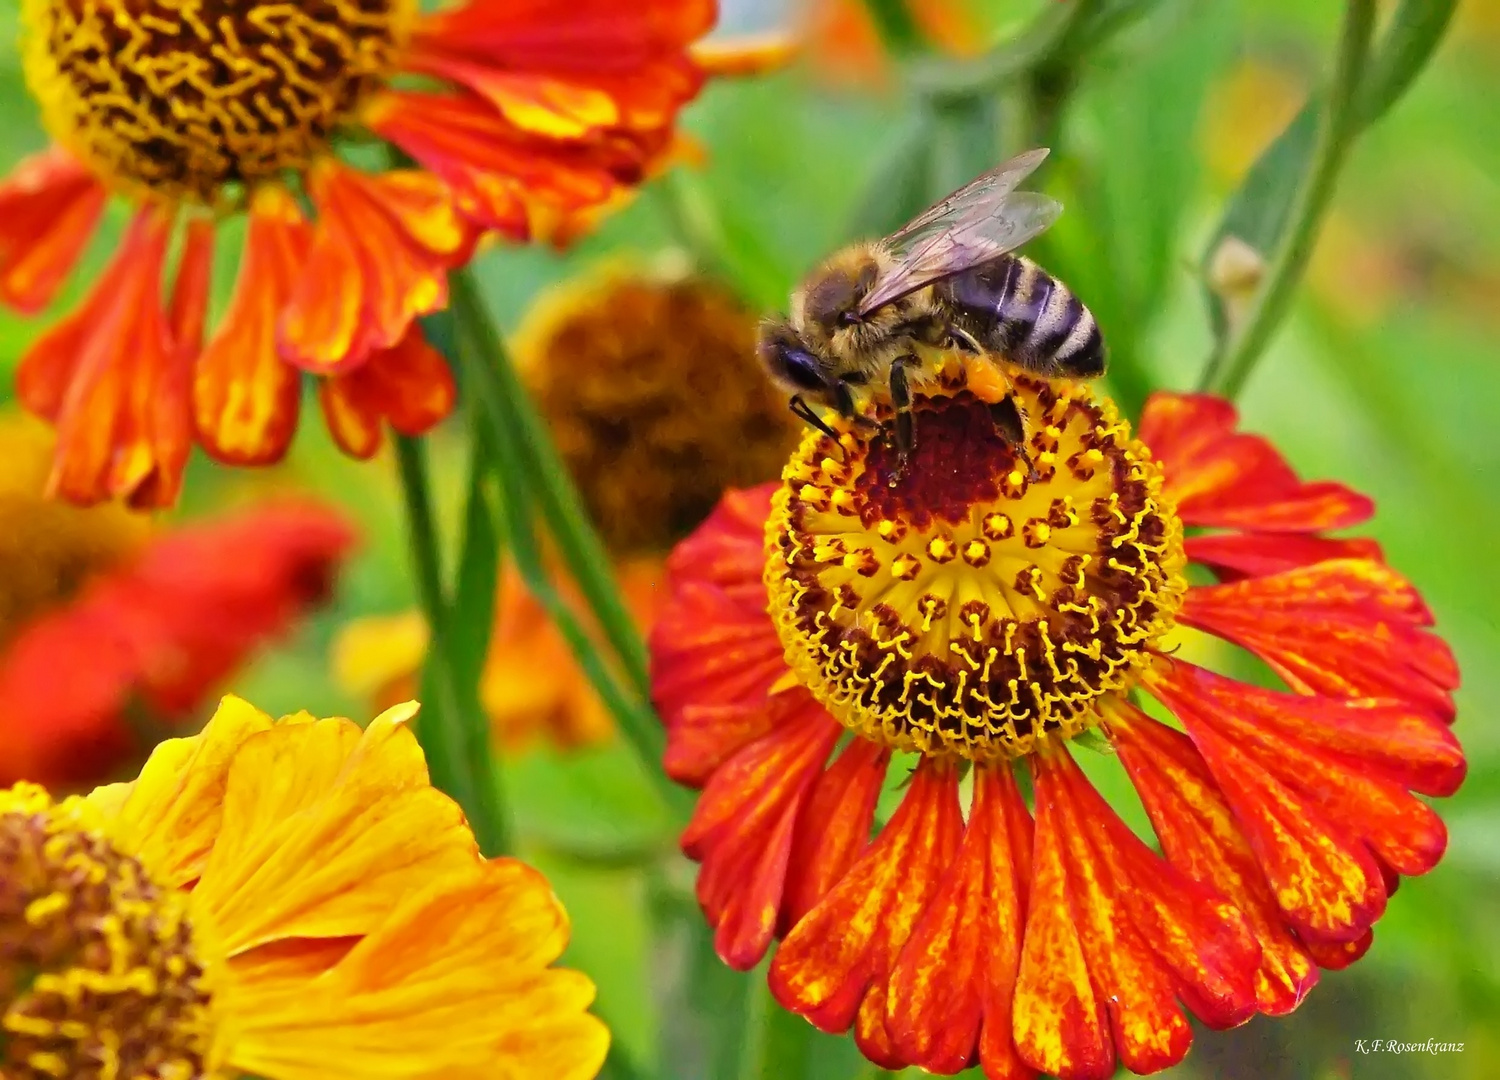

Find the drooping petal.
[
  {"left": 1138, "top": 392, "right": 1372, "bottom": 531},
  {"left": 1181, "top": 559, "right": 1459, "bottom": 721},
  {"left": 279, "top": 162, "right": 474, "bottom": 375},
  {"left": 16, "top": 206, "right": 192, "bottom": 507},
  {"left": 1145, "top": 659, "right": 1459, "bottom": 881},
  {"left": 319, "top": 326, "right": 458, "bottom": 459},
  {"left": 194, "top": 187, "right": 308, "bottom": 465},
  {"left": 1107, "top": 699, "right": 1319, "bottom": 1016},
  {"left": 1185, "top": 530, "right": 1383, "bottom": 581},
  {"left": 367, "top": 91, "right": 634, "bottom": 237},
  {"left": 0, "top": 147, "right": 107, "bottom": 312},
  {"left": 1143, "top": 660, "right": 1391, "bottom": 944},
  {"left": 192, "top": 703, "right": 482, "bottom": 956},
  {"left": 769, "top": 760, "right": 963, "bottom": 1037},
  {"left": 226, "top": 858, "right": 609, "bottom": 1080},
  {"left": 405, "top": 0, "right": 713, "bottom": 140},
  {"left": 168, "top": 218, "right": 215, "bottom": 357},
  {"left": 884, "top": 765, "right": 1036, "bottom": 1080},
  {"left": 781, "top": 737, "right": 890, "bottom": 931},
  {"left": 680, "top": 694, "right": 842, "bottom": 969}
]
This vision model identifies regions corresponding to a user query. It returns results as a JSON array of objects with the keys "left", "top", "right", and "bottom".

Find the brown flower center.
[
  {"left": 765, "top": 372, "right": 1186, "bottom": 762},
  {"left": 0, "top": 785, "right": 216, "bottom": 1079},
  {"left": 21, "top": 0, "right": 414, "bottom": 205}
]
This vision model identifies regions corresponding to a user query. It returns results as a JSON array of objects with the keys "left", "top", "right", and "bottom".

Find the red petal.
[
  {"left": 1013, "top": 758, "right": 1113, "bottom": 1080},
  {"left": 884, "top": 766, "right": 1036, "bottom": 1079},
  {"left": 194, "top": 187, "right": 307, "bottom": 465},
  {"left": 1108, "top": 701, "right": 1319, "bottom": 1016},
  {"left": 0, "top": 502, "right": 355, "bottom": 788},
  {"left": 168, "top": 218, "right": 214, "bottom": 357},
  {"left": 279, "top": 163, "right": 473, "bottom": 374},
  {"left": 1181, "top": 560, "right": 1458, "bottom": 722},
  {"left": 368, "top": 91, "right": 642, "bottom": 236},
  {"left": 1186, "top": 531, "right": 1384, "bottom": 581},
  {"left": 17, "top": 206, "right": 192, "bottom": 508},
  {"left": 681, "top": 695, "right": 841, "bottom": 970},
  {"left": 781, "top": 737, "right": 890, "bottom": 932},
  {"left": 0, "top": 147, "right": 107, "bottom": 312},
  {"left": 318, "top": 326, "right": 458, "bottom": 460},
  {"left": 1144, "top": 661, "right": 1388, "bottom": 943},
  {"left": 406, "top": 0, "right": 712, "bottom": 139},
  {"left": 1302, "top": 929, "right": 1373, "bottom": 971},
  {"left": 769, "top": 761, "right": 963, "bottom": 1035},
  {"left": 1138, "top": 392, "right": 1372, "bottom": 531}
]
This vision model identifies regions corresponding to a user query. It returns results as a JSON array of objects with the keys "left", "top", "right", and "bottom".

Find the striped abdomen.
[{"left": 938, "top": 255, "right": 1105, "bottom": 378}]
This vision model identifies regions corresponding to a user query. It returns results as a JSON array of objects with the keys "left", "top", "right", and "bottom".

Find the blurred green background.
[{"left": 1, "top": 1, "right": 1496, "bottom": 1078}]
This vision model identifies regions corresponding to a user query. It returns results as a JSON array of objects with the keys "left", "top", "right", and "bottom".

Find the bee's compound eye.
[{"left": 780, "top": 347, "right": 828, "bottom": 392}]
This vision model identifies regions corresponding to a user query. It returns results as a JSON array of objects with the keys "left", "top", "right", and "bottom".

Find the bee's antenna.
[{"left": 789, "top": 395, "right": 845, "bottom": 460}]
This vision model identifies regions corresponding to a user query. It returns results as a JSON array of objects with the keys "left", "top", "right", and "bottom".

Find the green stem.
[
  {"left": 1199, "top": 0, "right": 1377, "bottom": 400},
  {"left": 909, "top": 0, "right": 1095, "bottom": 102},
  {"left": 861, "top": 0, "right": 925, "bottom": 56},
  {"left": 451, "top": 270, "right": 652, "bottom": 701},
  {"left": 394, "top": 434, "right": 513, "bottom": 856}
]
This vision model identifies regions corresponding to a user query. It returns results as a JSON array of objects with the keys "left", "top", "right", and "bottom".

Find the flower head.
[
  {"left": 651, "top": 368, "right": 1464, "bottom": 1079},
  {"left": 3, "top": 0, "right": 723, "bottom": 507},
  {"left": 1, "top": 695, "right": 609, "bottom": 1080},
  {"left": 334, "top": 268, "right": 797, "bottom": 750},
  {"left": 0, "top": 416, "right": 356, "bottom": 788}
]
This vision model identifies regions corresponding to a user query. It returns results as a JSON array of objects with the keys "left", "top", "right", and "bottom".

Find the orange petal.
[
  {"left": 769, "top": 760, "right": 963, "bottom": 1035},
  {"left": 194, "top": 703, "right": 481, "bottom": 956},
  {"left": 228, "top": 858, "right": 609, "bottom": 1080},
  {"left": 1143, "top": 661, "right": 1388, "bottom": 944},
  {"left": 885, "top": 765, "right": 1036, "bottom": 1079},
  {"left": 0, "top": 147, "right": 107, "bottom": 312},
  {"left": 1108, "top": 700, "right": 1318, "bottom": 1016},
  {"left": 407, "top": 0, "right": 713, "bottom": 138},
  {"left": 194, "top": 187, "right": 308, "bottom": 465},
  {"left": 169, "top": 218, "right": 214, "bottom": 356},
  {"left": 319, "top": 325, "right": 458, "bottom": 460},
  {"left": 680, "top": 694, "right": 842, "bottom": 969},
  {"left": 279, "top": 163, "right": 472, "bottom": 374},
  {"left": 781, "top": 737, "right": 890, "bottom": 931},
  {"left": 1181, "top": 559, "right": 1459, "bottom": 722},
  {"left": 1138, "top": 392, "right": 1372, "bottom": 531},
  {"left": 1185, "top": 531, "right": 1384, "bottom": 580},
  {"left": 1302, "top": 929, "right": 1373, "bottom": 971},
  {"left": 691, "top": 33, "right": 801, "bottom": 77},
  {"left": 1013, "top": 756, "right": 1113, "bottom": 1080},
  {"left": 1145, "top": 660, "right": 1458, "bottom": 880},
  {"left": 17, "top": 205, "right": 192, "bottom": 507}
]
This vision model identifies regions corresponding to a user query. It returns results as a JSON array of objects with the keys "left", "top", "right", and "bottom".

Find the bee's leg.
[
  {"left": 889, "top": 356, "right": 916, "bottom": 474},
  {"left": 989, "top": 393, "right": 1039, "bottom": 482},
  {"left": 789, "top": 394, "right": 846, "bottom": 460}
]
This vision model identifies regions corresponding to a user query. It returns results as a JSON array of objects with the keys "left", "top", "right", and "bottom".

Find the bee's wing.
[{"left": 857, "top": 153, "right": 1061, "bottom": 317}]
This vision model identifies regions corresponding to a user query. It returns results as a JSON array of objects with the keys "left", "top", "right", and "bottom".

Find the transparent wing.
[{"left": 858, "top": 151, "right": 1061, "bottom": 317}]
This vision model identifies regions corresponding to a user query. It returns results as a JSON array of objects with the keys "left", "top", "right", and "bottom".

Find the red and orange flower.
[
  {"left": 650, "top": 370, "right": 1463, "bottom": 1078},
  {"left": 1, "top": 0, "right": 721, "bottom": 506}
]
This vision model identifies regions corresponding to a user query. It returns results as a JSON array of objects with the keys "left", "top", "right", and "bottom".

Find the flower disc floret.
[
  {"left": 0, "top": 784, "right": 215, "bottom": 1080},
  {"left": 21, "top": 0, "right": 415, "bottom": 204},
  {"left": 766, "top": 373, "right": 1187, "bottom": 762}
]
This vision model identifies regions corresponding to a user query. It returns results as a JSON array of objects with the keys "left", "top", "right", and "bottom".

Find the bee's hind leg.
[{"left": 989, "top": 393, "right": 1039, "bottom": 482}]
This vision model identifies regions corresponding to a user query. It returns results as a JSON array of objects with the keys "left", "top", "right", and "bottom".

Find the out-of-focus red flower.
[
  {"left": 651, "top": 370, "right": 1463, "bottom": 1079},
  {"left": 0, "top": 492, "right": 356, "bottom": 790}
]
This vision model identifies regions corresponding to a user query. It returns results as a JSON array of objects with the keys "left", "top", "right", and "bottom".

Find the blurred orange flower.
[
  {"left": 335, "top": 268, "right": 796, "bottom": 752},
  {"left": 810, "top": 0, "right": 983, "bottom": 87},
  {"left": 3, "top": 0, "right": 722, "bottom": 506},
  {"left": 0, "top": 416, "right": 355, "bottom": 788},
  {"left": 651, "top": 375, "right": 1462, "bottom": 1079},
  {"left": 2, "top": 695, "right": 608, "bottom": 1079}
]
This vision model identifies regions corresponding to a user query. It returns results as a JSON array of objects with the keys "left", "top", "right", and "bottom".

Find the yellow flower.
[{"left": 1, "top": 696, "right": 609, "bottom": 1080}]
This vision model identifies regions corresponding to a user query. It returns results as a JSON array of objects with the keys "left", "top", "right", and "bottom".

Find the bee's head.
[{"left": 757, "top": 318, "right": 836, "bottom": 403}]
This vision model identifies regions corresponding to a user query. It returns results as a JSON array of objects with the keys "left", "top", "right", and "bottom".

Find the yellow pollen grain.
[{"left": 764, "top": 373, "right": 1186, "bottom": 763}]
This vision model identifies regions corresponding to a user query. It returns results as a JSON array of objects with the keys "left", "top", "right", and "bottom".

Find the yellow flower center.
[
  {"left": 765, "top": 372, "right": 1186, "bottom": 762},
  {"left": 0, "top": 785, "right": 217, "bottom": 1080},
  {"left": 21, "top": 0, "right": 416, "bottom": 205}
]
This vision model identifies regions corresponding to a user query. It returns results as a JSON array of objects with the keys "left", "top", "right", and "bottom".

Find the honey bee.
[{"left": 758, "top": 147, "right": 1104, "bottom": 465}]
